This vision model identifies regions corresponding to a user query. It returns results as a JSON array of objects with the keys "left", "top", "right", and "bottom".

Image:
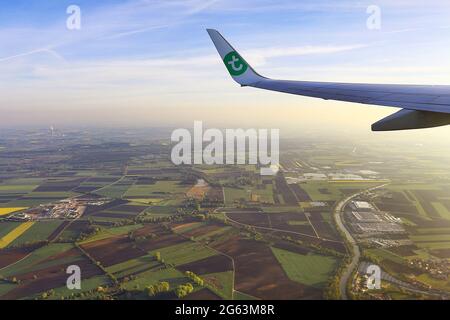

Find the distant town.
[{"left": 7, "top": 196, "right": 109, "bottom": 221}]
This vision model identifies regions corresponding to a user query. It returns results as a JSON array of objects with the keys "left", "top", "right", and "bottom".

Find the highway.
[{"left": 333, "top": 183, "right": 389, "bottom": 300}]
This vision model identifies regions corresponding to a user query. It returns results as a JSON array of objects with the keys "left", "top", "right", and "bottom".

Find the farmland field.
[
  {"left": 0, "top": 207, "right": 28, "bottom": 216},
  {"left": 9, "top": 221, "right": 64, "bottom": 247},
  {"left": 0, "top": 222, "right": 35, "bottom": 249},
  {"left": 271, "top": 247, "right": 337, "bottom": 288},
  {"left": 0, "top": 127, "right": 449, "bottom": 300}
]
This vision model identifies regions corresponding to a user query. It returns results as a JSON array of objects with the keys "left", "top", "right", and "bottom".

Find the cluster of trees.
[
  {"left": 56, "top": 287, "right": 113, "bottom": 300},
  {"left": 323, "top": 255, "right": 351, "bottom": 300},
  {"left": 120, "top": 274, "right": 138, "bottom": 283},
  {"left": 361, "top": 251, "right": 382, "bottom": 264},
  {"left": 40, "top": 289, "right": 56, "bottom": 299},
  {"left": 0, "top": 276, "right": 20, "bottom": 284},
  {"left": 205, "top": 214, "right": 229, "bottom": 226},
  {"left": 200, "top": 199, "right": 223, "bottom": 208},
  {"left": 154, "top": 251, "right": 162, "bottom": 262},
  {"left": 137, "top": 214, "right": 184, "bottom": 223},
  {"left": 6, "top": 240, "right": 48, "bottom": 250},
  {"left": 236, "top": 176, "right": 253, "bottom": 186},
  {"left": 185, "top": 271, "right": 204, "bottom": 286},
  {"left": 239, "top": 225, "right": 264, "bottom": 242},
  {"left": 179, "top": 174, "right": 198, "bottom": 185},
  {"left": 175, "top": 283, "right": 194, "bottom": 298},
  {"left": 154, "top": 251, "right": 171, "bottom": 268},
  {"left": 76, "top": 226, "right": 101, "bottom": 242},
  {"left": 146, "top": 281, "right": 170, "bottom": 297},
  {"left": 113, "top": 220, "right": 138, "bottom": 227},
  {"left": 323, "top": 273, "right": 341, "bottom": 300},
  {"left": 222, "top": 175, "right": 253, "bottom": 188},
  {"left": 152, "top": 251, "right": 176, "bottom": 269},
  {"left": 127, "top": 231, "right": 157, "bottom": 243},
  {"left": 184, "top": 198, "right": 201, "bottom": 210}
]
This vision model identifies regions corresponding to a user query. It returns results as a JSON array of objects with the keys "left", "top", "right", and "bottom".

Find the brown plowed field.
[
  {"left": 81, "top": 236, "right": 146, "bottom": 267},
  {"left": 182, "top": 224, "right": 223, "bottom": 238},
  {"left": 177, "top": 254, "right": 233, "bottom": 275},
  {"left": 226, "top": 211, "right": 271, "bottom": 228},
  {"left": 2, "top": 258, "right": 103, "bottom": 300},
  {"left": 0, "top": 247, "right": 34, "bottom": 269},
  {"left": 212, "top": 236, "right": 322, "bottom": 299},
  {"left": 184, "top": 288, "right": 221, "bottom": 300}
]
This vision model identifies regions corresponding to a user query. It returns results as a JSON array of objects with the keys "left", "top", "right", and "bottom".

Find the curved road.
[{"left": 333, "top": 183, "right": 389, "bottom": 300}]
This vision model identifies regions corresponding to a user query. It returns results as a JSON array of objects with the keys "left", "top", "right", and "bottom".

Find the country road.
[
  {"left": 219, "top": 208, "right": 343, "bottom": 243},
  {"left": 333, "top": 183, "right": 389, "bottom": 300}
]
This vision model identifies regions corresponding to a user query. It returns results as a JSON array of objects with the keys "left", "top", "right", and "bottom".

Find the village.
[{"left": 6, "top": 196, "right": 109, "bottom": 221}]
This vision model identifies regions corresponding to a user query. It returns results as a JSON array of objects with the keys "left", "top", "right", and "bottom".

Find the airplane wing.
[{"left": 207, "top": 29, "right": 450, "bottom": 131}]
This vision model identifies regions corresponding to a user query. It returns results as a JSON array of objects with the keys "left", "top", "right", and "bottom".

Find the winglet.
[{"left": 206, "top": 29, "right": 264, "bottom": 86}]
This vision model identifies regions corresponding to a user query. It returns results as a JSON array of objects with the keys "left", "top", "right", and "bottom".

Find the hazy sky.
[{"left": 1, "top": 0, "right": 450, "bottom": 138}]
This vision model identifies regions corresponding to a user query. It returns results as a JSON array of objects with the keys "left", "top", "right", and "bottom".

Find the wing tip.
[
  {"left": 206, "top": 28, "right": 220, "bottom": 38},
  {"left": 206, "top": 28, "right": 265, "bottom": 86}
]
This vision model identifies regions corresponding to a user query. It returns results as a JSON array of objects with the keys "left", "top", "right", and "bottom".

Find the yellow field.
[
  {"left": 0, "top": 207, "right": 28, "bottom": 216},
  {"left": 0, "top": 221, "right": 35, "bottom": 248}
]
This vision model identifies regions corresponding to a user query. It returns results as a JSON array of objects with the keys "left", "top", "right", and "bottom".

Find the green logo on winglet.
[{"left": 223, "top": 51, "right": 248, "bottom": 76}]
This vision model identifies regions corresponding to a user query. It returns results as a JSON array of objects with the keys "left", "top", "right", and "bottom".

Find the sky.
[{"left": 1, "top": 0, "right": 450, "bottom": 139}]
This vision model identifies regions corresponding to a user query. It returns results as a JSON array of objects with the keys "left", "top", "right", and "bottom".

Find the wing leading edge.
[{"left": 207, "top": 29, "right": 450, "bottom": 131}]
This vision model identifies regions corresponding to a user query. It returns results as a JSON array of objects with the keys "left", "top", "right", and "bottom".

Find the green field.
[
  {"left": 124, "top": 181, "right": 189, "bottom": 199},
  {"left": 10, "top": 220, "right": 64, "bottom": 247},
  {"left": 432, "top": 202, "right": 450, "bottom": 220},
  {"left": 95, "top": 185, "right": 130, "bottom": 198},
  {"left": 234, "top": 290, "right": 258, "bottom": 300},
  {"left": 0, "top": 184, "right": 38, "bottom": 194},
  {"left": 32, "top": 275, "right": 111, "bottom": 300},
  {"left": 416, "top": 274, "right": 450, "bottom": 292},
  {"left": 364, "top": 248, "right": 405, "bottom": 264},
  {"left": 224, "top": 187, "right": 249, "bottom": 205},
  {"left": 300, "top": 181, "right": 383, "bottom": 202},
  {"left": 151, "top": 241, "right": 217, "bottom": 266},
  {"left": 416, "top": 242, "right": 450, "bottom": 250},
  {"left": 410, "top": 234, "right": 450, "bottom": 242},
  {"left": 0, "top": 243, "right": 75, "bottom": 277},
  {"left": 80, "top": 224, "right": 143, "bottom": 244},
  {"left": 203, "top": 271, "right": 233, "bottom": 299},
  {"left": 0, "top": 222, "right": 22, "bottom": 238},
  {"left": 0, "top": 281, "right": 17, "bottom": 297},
  {"left": 271, "top": 247, "right": 337, "bottom": 288},
  {"left": 106, "top": 254, "right": 159, "bottom": 278},
  {"left": 253, "top": 184, "right": 275, "bottom": 204},
  {"left": 120, "top": 268, "right": 186, "bottom": 291}
]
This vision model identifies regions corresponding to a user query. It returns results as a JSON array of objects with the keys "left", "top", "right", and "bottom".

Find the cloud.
[
  {"left": 0, "top": 0, "right": 220, "bottom": 63},
  {"left": 0, "top": 47, "right": 65, "bottom": 63},
  {"left": 184, "top": 0, "right": 221, "bottom": 14},
  {"left": 10, "top": 43, "right": 364, "bottom": 87},
  {"left": 244, "top": 44, "right": 367, "bottom": 65}
]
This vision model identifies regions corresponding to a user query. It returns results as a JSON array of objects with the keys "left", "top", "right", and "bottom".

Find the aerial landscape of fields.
[{"left": 0, "top": 127, "right": 449, "bottom": 300}]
